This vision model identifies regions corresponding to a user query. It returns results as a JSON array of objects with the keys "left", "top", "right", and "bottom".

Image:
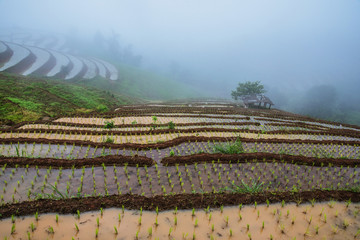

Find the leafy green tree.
[{"left": 231, "top": 81, "right": 266, "bottom": 100}]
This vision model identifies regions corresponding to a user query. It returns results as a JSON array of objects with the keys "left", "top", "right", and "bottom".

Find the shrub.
[
  {"left": 213, "top": 139, "right": 244, "bottom": 154},
  {"left": 97, "top": 104, "right": 109, "bottom": 112},
  {"left": 168, "top": 121, "right": 175, "bottom": 129},
  {"left": 104, "top": 120, "right": 115, "bottom": 129},
  {"left": 170, "top": 150, "right": 175, "bottom": 157},
  {"left": 104, "top": 137, "right": 114, "bottom": 143}
]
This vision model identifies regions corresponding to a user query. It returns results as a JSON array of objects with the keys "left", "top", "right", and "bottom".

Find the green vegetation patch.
[
  {"left": 6, "top": 97, "right": 44, "bottom": 112},
  {"left": 0, "top": 73, "right": 142, "bottom": 124}
]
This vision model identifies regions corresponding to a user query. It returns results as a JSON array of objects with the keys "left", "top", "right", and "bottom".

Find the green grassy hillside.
[
  {"left": 82, "top": 64, "right": 205, "bottom": 100},
  {"left": 0, "top": 72, "right": 143, "bottom": 125}
]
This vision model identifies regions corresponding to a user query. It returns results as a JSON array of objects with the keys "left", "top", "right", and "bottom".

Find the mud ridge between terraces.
[
  {"left": 162, "top": 153, "right": 360, "bottom": 167},
  {"left": 1, "top": 152, "right": 358, "bottom": 168},
  {"left": 0, "top": 190, "right": 359, "bottom": 219},
  {"left": 0, "top": 155, "right": 154, "bottom": 168},
  {"left": 1, "top": 136, "right": 359, "bottom": 150},
  {"left": 3, "top": 128, "right": 360, "bottom": 139},
  {"left": 9, "top": 121, "right": 261, "bottom": 130}
]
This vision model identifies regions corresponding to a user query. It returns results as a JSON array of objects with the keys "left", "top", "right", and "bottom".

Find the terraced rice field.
[
  {"left": 0, "top": 39, "right": 118, "bottom": 80},
  {"left": 0, "top": 100, "right": 359, "bottom": 239}
]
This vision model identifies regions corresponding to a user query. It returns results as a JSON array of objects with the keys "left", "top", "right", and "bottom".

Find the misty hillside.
[
  {"left": 0, "top": 65, "right": 205, "bottom": 125},
  {"left": 82, "top": 63, "right": 204, "bottom": 100},
  {"left": 0, "top": 72, "right": 143, "bottom": 124}
]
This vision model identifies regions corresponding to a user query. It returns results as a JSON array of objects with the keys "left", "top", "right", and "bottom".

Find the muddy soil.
[
  {"left": 1, "top": 162, "right": 358, "bottom": 204},
  {"left": 1, "top": 202, "right": 359, "bottom": 240}
]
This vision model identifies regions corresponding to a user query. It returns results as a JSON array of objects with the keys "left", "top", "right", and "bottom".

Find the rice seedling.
[
  {"left": 48, "top": 226, "right": 54, "bottom": 234},
  {"left": 11, "top": 224, "right": 15, "bottom": 234}
]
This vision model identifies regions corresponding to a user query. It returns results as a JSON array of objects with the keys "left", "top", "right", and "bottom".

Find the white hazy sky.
[{"left": 1, "top": 0, "right": 360, "bottom": 96}]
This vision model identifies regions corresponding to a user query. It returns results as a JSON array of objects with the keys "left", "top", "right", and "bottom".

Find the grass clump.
[
  {"left": 213, "top": 139, "right": 244, "bottom": 154},
  {"left": 168, "top": 121, "right": 175, "bottom": 129},
  {"left": 104, "top": 137, "right": 114, "bottom": 143},
  {"left": 104, "top": 120, "right": 115, "bottom": 129}
]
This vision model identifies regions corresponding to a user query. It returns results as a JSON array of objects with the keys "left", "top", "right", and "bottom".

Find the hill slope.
[
  {"left": 0, "top": 72, "right": 143, "bottom": 124},
  {"left": 82, "top": 64, "right": 205, "bottom": 100}
]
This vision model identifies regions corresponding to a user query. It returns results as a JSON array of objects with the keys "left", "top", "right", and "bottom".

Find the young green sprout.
[
  {"left": 11, "top": 223, "right": 15, "bottom": 234},
  {"left": 30, "top": 223, "right": 35, "bottom": 232},
  {"left": 75, "top": 223, "right": 79, "bottom": 232},
  {"left": 331, "top": 225, "right": 338, "bottom": 234},
  {"left": 315, "top": 225, "right": 320, "bottom": 234},
  {"left": 304, "top": 227, "right": 310, "bottom": 236},
  {"left": 48, "top": 226, "right": 54, "bottom": 234},
  {"left": 280, "top": 224, "right": 285, "bottom": 234},
  {"left": 346, "top": 199, "right": 352, "bottom": 208},
  {"left": 354, "top": 229, "right": 360, "bottom": 238},
  {"left": 148, "top": 227, "right": 152, "bottom": 236}
]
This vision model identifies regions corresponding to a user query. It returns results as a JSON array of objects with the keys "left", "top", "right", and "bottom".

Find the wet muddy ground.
[
  {"left": 0, "top": 201, "right": 359, "bottom": 240},
  {"left": 1, "top": 162, "right": 358, "bottom": 203},
  {"left": 1, "top": 142, "right": 359, "bottom": 162}
]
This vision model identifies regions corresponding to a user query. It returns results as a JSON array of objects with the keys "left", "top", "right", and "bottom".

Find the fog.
[{"left": 1, "top": 0, "right": 360, "bottom": 123}]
